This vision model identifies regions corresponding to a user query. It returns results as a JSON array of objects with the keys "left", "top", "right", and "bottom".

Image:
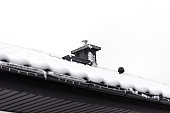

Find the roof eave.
[{"left": 0, "top": 61, "right": 170, "bottom": 106}]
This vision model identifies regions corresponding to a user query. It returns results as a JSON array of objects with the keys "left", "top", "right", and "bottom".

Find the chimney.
[{"left": 71, "top": 40, "right": 101, "bottom": 66}]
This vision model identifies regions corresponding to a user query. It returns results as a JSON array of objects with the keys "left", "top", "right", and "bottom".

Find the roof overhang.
[{"left": 0, "top": 61, "right": 170, "bottom": 113}]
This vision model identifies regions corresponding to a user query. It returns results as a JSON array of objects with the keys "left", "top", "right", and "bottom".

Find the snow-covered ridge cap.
[{"left": 0, "top": 42, "right": 170, "bottom": 98}]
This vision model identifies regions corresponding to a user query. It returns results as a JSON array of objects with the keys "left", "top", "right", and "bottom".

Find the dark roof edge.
[{"left": 0, "top": 61, "right": 170, "bottom": 106}]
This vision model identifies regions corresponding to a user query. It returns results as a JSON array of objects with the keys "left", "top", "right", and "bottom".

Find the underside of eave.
[{"left": 0, "top": 70, "right": 170, "bottom": 113}]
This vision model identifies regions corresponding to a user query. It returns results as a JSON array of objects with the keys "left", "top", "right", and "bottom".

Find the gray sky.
[{"left": 0, "top": 0, "right": 170, "bottom": 84}]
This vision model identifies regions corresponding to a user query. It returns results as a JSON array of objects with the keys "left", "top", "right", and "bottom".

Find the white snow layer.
[{"left": 0, "top": 42, "right": 170, "bottom": 98}]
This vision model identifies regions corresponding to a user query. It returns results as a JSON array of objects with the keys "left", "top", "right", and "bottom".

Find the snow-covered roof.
[{"left": 0, "top": 42, "right": 170, "bottom": 99}]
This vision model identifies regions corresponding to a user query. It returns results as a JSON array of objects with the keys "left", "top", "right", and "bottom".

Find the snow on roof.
[{"left": 0, "top": 42, "right": 170, "bottom": 98}]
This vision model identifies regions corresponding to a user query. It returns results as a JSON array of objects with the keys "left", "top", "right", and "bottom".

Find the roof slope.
[{"left": 0, "top": 42, "right": 170, "bottom": 100}]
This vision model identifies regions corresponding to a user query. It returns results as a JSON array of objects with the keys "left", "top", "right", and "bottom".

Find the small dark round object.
[
  {"left": 118, "top": 67, "right": 125, "bottom": 74},
  {"left": 23, "top": 64, "right": 31, "bottom": 67},
  {"left": 82, "top": 76, "right": 89, "bottom": 81},
  {"left": 0, "top": 58, "right": 9, "bottom": 62},
  {"left": 43, "top": 68, "right": 52, "bottom": 72}
]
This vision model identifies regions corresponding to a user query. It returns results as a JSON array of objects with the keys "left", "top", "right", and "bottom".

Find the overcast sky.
[{"left": 0, "top": 0, "right": 170, "bottom": 84}]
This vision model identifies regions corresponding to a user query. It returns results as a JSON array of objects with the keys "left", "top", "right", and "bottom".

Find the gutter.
[{"left": 0, "top": 61, "right": 169, "bottom": 106}]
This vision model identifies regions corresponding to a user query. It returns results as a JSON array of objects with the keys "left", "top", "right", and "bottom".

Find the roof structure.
[{"left": 0, "top": 42, "right": 170, "bottom": 113}]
